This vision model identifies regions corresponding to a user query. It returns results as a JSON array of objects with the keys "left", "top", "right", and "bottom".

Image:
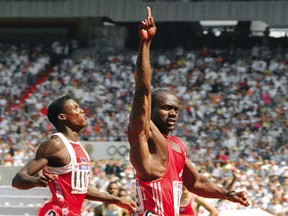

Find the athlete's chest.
[{"left": 70, "top": 142, "right": 89, "bottom": 163}]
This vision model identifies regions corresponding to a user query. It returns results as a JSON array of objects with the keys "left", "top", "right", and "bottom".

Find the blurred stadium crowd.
[{"left": 0, "top": 40, "right": 287, "bottom": 215}]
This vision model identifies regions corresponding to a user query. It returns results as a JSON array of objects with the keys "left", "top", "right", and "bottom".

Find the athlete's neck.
[
  {"left": 59, "top": 131, "right": 79, "bottom": 142},
  {"left": 163, "top": 134, "right": 171, "bottom": 139}
]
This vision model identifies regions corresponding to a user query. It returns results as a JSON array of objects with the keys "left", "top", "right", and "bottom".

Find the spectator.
[{"left": 94, "top": 181, "right": 130, "bottom": 216}]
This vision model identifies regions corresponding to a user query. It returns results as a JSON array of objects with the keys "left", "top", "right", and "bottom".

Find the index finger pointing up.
[{"left": 147, "top": 6, "right": 151, "bottom": 18}]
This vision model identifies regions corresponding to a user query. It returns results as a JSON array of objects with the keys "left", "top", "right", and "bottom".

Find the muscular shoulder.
[
  {"left": 36, "top": 136, "right": 69, "bottom": 166},
  {"left": 37, "top": 136, "right": 64, "bottom": 155}
]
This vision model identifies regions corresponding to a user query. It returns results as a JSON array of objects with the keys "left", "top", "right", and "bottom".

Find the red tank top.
[
  {"left": 180, "top": 195, "right": 195, "bottom": 216},
  {"left": 135, "top": 135, "right": 187, "bottom": 216},
  {"left": 40, "top": 133, "right": 90, "bottom": 216}
]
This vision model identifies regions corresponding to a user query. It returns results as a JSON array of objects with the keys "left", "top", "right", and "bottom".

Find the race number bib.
[{"left": 71, "top": 162, "right": 90, "bottom": 194}]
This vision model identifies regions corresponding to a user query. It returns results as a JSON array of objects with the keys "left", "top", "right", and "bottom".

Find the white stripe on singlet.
[{"left": 151, "top": 182, "right": 164, "bottom": 216}]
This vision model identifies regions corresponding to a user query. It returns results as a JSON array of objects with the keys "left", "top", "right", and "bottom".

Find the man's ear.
[{"left": 58, "top": 113, "right": 66, "bottom": 120}]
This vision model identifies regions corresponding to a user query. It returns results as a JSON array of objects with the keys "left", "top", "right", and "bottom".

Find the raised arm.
[
  {"left": 225, "top": 169, "right": 241, "bottom": 191},
  {"left": 128, "top": 6, "right": 157, "bottom": 177},
  {"left": 128, "top": 6, "right": 156, "bottom": 135}
]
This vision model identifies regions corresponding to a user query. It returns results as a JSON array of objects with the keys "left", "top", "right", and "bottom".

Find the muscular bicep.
[
  {"left": 16, "top": 140, "right": 54, "bottom": 178},
  {"left": 128, "top": 91, "right": 152, "bottom": 170},
  {"left": 183, "top": 159, "right": 200, "bottom": 190},
  {"left": 12, "top": 137, "right": 68, "bottom": 190},
  {"left": 183, "top": 159, "right": 227, "bottom": 199},
  {"left": 11, "top": 149, "right": 49, "bottom": 189},
  {"left": 19, "top": 157, "right": 48, "bottom": 177},
  {"left": 128, "top": 92, "right": 151, "bottom": 137}
]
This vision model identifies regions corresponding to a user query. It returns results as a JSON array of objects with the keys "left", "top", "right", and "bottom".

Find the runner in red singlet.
[
  {"left": 12, "top": 95, "right": 135, "bottom": 216},
  {"left": 128, "top": 7, "right": 250, "bottom": 216}
]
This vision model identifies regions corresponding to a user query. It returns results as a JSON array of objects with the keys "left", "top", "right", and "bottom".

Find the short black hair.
[
  {"left": 151, "top": 88, "right": 173, "bottom": 108},
  {"left": 47, "top": 95, "right": 73, "bottom": 128}
]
